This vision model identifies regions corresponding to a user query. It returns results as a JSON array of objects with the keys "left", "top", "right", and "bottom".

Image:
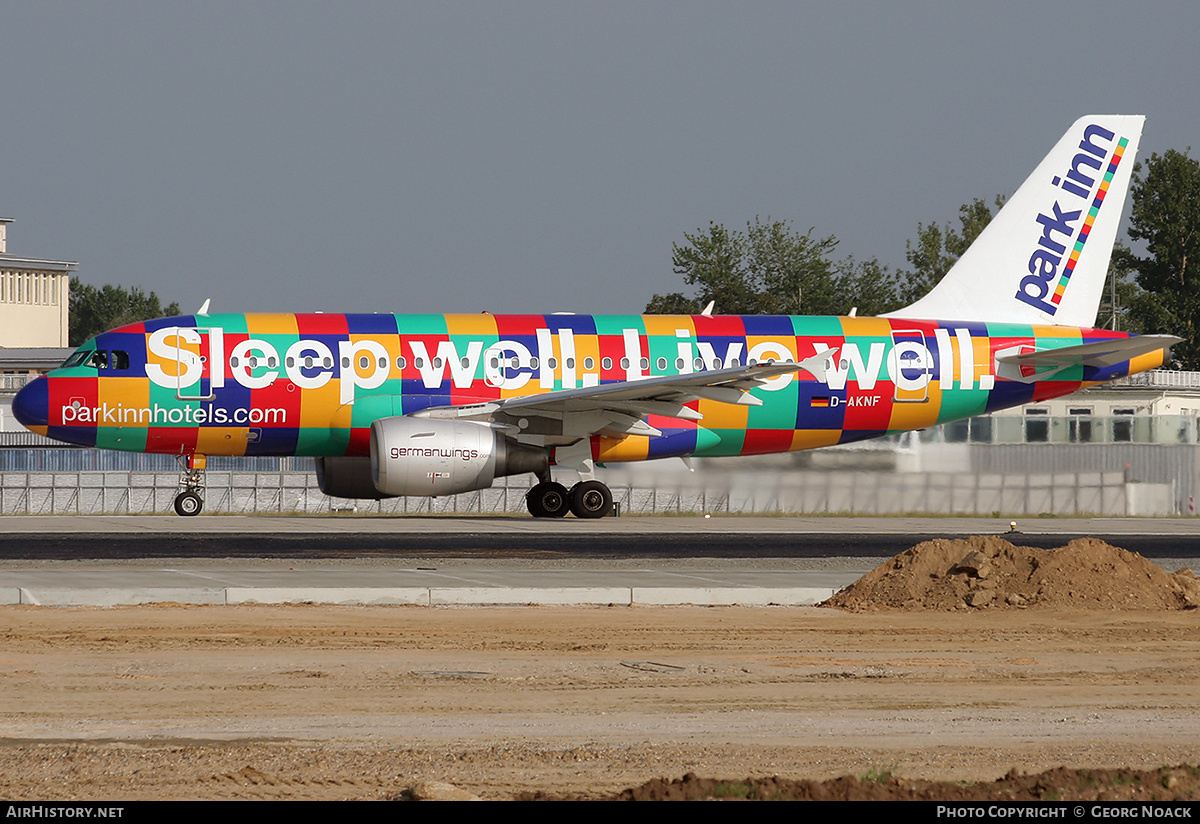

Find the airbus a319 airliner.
[{"left": 12, "top": 115, "right": 1180, "bottom": 517}]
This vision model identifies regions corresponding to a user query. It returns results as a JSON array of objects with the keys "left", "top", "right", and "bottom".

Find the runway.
[
  {"left": 3, "top": 514, "right": 1200, "bottom": 557},
  {"left": 1, "top": 515, "right": 1197, "bottom": 607}
]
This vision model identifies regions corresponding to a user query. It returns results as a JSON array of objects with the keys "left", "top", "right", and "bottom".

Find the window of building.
[
  {"left": 1112, "top": 408, "right": 1135, "bottom": 442},
  {"left": 1024, "top": 408, "right": 1049, "bottom": 442},
  {"left": 970, "top": 416, "right": 993, "bottom": 443},
  {"left": 944, "top": 416, "right": 994, "bottom": 444},
  {"left": 1068, "top": 406, "right": 1094, "bottom": 443},
  {"left": 945, "top": 419, "right": 970, "bottom": 443}
]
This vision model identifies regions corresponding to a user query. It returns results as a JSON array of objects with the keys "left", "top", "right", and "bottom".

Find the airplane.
[{"left": 11, "top": 115, "right": 1180, "bottom": 518}]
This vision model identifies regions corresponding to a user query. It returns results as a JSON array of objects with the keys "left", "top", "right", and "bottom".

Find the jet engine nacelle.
[
  {"left": 315, "top": 456, "right": 390, "bottom": 499},
  {"left": 369, "top": 416, "right": 547, "bottom": 497}
]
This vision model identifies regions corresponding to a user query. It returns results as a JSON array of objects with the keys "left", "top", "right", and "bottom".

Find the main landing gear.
[
  {"left": 173, "top": 453, "right": 206, "bottom": 516},
  {"left": 526, "top": 479, "right": 614, "bottom": 519}
]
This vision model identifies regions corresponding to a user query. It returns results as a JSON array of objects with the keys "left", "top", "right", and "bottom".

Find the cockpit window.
[
  {"left": 61, "top": 349, "right": 131, "bottom": 371},
  {"left": 61, "top": 349, "right": 92, "bottom": 368}
]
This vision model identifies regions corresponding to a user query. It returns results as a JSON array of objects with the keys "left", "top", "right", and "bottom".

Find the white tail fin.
[{"left": 886, "top": 115, "right": 1145, "bottom": 327}]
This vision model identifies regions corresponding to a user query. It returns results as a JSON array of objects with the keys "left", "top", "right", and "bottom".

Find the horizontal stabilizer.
[{"left": 995, "top": 335, "right": 1179, "bottom": 382}]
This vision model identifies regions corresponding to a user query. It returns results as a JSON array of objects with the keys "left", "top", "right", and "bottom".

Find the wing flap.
[
  {"left": 414, "top": 361, "right": 808, "bottom": 442},
  {"left": 496, "top": 361, "right": 803, "bottom": 411}
]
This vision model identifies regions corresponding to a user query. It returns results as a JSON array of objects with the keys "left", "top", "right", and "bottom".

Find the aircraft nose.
[{"left": 12, "top": 375, "right": 49, "bottom": 429}]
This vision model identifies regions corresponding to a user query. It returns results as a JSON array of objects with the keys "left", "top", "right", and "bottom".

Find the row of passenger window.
[
  {"left": 230, "top": 355, "right": 770, "bottom": 371},
  {"left": 67, "top": 347, "right": 786, "bottom": 374}
]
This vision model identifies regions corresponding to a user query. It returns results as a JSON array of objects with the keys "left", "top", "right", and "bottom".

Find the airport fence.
[{"left": 0, "top": 467, "right": 1178, "bottom": 516}]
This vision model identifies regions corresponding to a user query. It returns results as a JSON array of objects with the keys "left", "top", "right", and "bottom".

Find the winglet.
[
  {"left": 197, "top": 299, "right": 211, "bottom": 316},
  {"left": 700, "top": 300, "right": 715, "bottom": 317}
]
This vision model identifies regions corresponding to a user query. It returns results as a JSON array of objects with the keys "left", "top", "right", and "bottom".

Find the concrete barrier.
[
  {"left": 3, "top": 585, "right": 838, "bottom": 608},
  {"left": 17, "top": 587, "right": 225, "bottom": 606},
  {"left": 225, "top": 587, "right": 430, "bottom": 606},
  {"left": 632, "top": 587, "right": 834, "bottom": 606},
  {"left": 430, "top": 587, "right": 632, "bottom": 606}
]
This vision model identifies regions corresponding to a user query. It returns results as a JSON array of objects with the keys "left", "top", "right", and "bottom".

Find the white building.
[
  {"left": 938, "top": 370, "right": 1200, "bottom": 447},
  {"left": 0, "top": 218, "right": 74, "bottom": 348},
  {"left": 0, "top": 218, "right": 75, "bottom": 431}
]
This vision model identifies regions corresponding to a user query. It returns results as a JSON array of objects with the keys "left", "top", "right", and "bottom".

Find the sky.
[{"left": 3, "top": 1, "right": 1198, "bottom": 317}]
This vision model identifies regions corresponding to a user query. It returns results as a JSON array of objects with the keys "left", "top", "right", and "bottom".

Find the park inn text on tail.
[{"left": 11, "top": 116, "right": 1180, "bottom": 518}]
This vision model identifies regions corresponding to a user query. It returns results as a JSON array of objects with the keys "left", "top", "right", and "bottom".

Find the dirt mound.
[
  {"left": 521, "top": 764, "right": 1200, "bottom": 801},
  {"left": 822, "top": 535, "right": 1200, "bottom": 612}
]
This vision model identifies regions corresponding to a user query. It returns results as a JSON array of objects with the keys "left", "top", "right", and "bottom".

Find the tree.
[
  {"left": 1097, "top": 252, "right": 1148, "bottom": 333},
  {"left": 898, "top": 196, "right": 1004, "bottom": 304},
  {"left": 646, "top": 221, "right": 749, "bottom": 315},
  {"left": 645, "top": 217, "right": 848, "bottom": 315},
  {"left": 69, "top": 278, "right": 181, "bottom": 346},
  {"left": 646, "top": 198, "right": 1015, "bottom": 318},
  {"left": 1115, "top": 149, "right": 1200, "bottom": 368},
  {"left": 832, "top": 255, "right": 901, "bottom": 318}
]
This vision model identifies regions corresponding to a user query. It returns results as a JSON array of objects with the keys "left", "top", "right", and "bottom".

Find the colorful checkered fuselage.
[{"left": 23, "top": 313, "right": 1163, "bottom": 462}]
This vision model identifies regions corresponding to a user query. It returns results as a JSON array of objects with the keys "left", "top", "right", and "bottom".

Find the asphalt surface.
[
  {"left": 0, "top": 515, "right": 1197, "bottom": 560},
  {"left": 2, "top": 516, "right": 1195, "bottom": 607}
]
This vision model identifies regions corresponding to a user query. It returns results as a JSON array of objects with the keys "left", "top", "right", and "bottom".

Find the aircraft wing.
[
  {"left": 994, "top": 335, "right": 1181, "bottom": 382},
  {"left": 413, "top": 352, "right": 833, "bottom": 442}
]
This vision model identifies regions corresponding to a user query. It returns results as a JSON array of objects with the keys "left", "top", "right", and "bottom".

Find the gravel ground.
[{"left": 1, "top": 602, "right": 1199, "bottom": 800}]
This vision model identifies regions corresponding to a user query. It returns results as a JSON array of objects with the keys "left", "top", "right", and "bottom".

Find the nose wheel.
[
  {"left": 174, "top": 491, "right": 203, "bottom": 516},
  {"left": 173, "top": 454, "right": 206, "bottom": 517}
]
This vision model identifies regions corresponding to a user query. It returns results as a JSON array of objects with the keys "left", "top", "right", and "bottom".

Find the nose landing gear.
[{"left": 173, "top": 453, "right": 206, "bottom": 516}]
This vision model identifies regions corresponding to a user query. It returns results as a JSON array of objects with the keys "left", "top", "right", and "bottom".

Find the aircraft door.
[
  {"left": 890, "top": 329, "right": 933, "bottom": 403},
  {"left": 172, "top": 327, "right": 223, "bottom": 401}
]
